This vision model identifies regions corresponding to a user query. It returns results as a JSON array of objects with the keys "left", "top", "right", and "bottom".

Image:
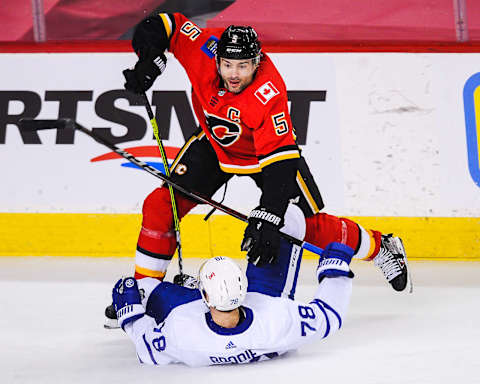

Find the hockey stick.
[
  {"left": 141, "top": 93, "right": 184, "bottom": 277},
  {"left": 19, "top": 118, "right": 324, "bottom": 256}
]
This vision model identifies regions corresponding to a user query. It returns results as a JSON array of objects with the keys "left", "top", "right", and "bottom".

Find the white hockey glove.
[
  {"left": 112, "top": 277, "right": 145, "bottom": 330},
  {"left": 317, "top": 242, "right": 355, "bottom": 282}
]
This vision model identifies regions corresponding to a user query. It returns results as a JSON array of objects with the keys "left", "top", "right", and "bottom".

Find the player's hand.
[
  {"left": 241, "top": 207, "right": 283, "bottom": 266},
  {"left": 123, "top": 48, "right": 167, "bottom": 94},
  {"left": 112, "top": 277, "right": 145, "bottom": 330},
  {"left": 316, "top": 242, "right": 355, "bottom": 282}
]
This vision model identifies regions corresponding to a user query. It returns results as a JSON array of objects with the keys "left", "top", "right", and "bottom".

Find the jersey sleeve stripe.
[
  {"left": 142, "top": 334, "right": 158, "bottom": 365},
  {"left": 315, "top": 299, "right": 343, "bottom": 329},
  {"left": 309, "top": 301, "right": 331, "bottom": 338},
  {"left": 159, "top": 13, "right": 173, "bottom": 38},
  {"left": 315, "top": 299, "right": 342, "bottom": 329},
  {"left": 259, "top": 150, "right": 300, "bottom": 169},
  {"left": 296, "top": 170, "right": 320, "bottom": 213}
]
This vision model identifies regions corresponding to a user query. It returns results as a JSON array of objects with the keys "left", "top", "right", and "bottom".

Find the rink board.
[
  {"left": 1, "top": 213, "right": 479, "bottom": 260},
  {"left": 1, "top": 51, "right": 480, "bottom": 217},
  {"left": 1, "top": 49, "right": 480, "bottom": 259}
]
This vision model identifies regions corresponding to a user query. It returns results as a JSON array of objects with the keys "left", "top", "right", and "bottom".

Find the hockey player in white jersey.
[{"left": 112, "top": 206, "right": 357, "bottom": 366}]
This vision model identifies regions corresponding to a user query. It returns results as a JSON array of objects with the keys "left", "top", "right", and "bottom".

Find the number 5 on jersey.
[
  {"left": 272, "top": 112, "right": 289, "bottom": 136},
  {"left": 180, "top": 21, "right": 202, "bottom": 41}
]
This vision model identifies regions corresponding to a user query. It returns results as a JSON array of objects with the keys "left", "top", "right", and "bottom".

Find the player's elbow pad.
[
  {"left": 132, "top": 14, "right": 174, "bottom": 56},
  {"left": 260, "top": 157, "right": 299, "bottom": 216}
]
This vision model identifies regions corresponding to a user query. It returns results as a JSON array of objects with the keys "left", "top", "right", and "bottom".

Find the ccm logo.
[{"left": 208, "top": 272, "right": 216, "bottom": 280}]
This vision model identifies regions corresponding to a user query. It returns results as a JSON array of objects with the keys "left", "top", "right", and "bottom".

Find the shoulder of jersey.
[
  {"left": 249, "top": 56, "right": 286, "bottom": 107},
  {"left": 173, "top": 14, "right": 223, "bottom": 60}
]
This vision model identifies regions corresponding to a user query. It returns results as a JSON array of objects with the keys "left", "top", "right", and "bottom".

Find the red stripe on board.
[
  {"left": 2, "top": 40, "right": 480, "bottom": 53},
  {"left": 90, "top": 146, "right": 179, "bottom": 162},
  {"left": 264, "top": 40, "right": 480, "bottom": 53},
  {"left": 0, "top": 40, "right": 132, "bottom": 53}
]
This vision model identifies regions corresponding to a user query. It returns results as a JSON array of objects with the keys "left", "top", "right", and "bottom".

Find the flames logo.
[{"left": 205, "top": 113, "right": 241, "bottom": 147}]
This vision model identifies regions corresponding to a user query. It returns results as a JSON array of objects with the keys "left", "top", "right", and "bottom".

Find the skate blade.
[
  {"left": 394, "top": 237, "right": 413, "bottom": 294},
  {"left": 104, "top": 317, "right": 120, "bottom": 329}
]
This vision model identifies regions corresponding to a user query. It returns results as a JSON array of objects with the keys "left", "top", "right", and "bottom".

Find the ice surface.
[{"left": 1, "top": 257, "right": 479, "bottom": 384}]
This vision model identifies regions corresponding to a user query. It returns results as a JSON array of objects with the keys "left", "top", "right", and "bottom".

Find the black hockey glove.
[
  {"left": 241, "top": 207, "right": 284, "bottom": 266},
  {"left": 123, "top": 48, "right": 167, "bottom": 94}
]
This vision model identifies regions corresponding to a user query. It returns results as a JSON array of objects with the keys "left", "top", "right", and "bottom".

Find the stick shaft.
[
  {"left": 75, "top": 122, "right": 248, "bottom": 221},
  {"left": 19, "top": 118, "right": 323, "bottom": 256},
  {"left": 142, "top": 93, "right": 183, "bottom": 275},
  {"left": 79, "top": 123, "right": 324, "bottom": 255}
]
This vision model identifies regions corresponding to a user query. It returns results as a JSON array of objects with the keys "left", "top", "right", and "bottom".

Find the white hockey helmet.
[{"left": 198, "top": 256, "right": 248, "bottom": 311}]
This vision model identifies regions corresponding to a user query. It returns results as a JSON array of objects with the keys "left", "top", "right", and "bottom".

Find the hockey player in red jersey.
[{"left": 121, "top": 13, "right": 410, "bottom": 293}]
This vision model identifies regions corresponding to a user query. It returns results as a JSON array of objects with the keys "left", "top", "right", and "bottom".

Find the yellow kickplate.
[{"left": 0, "top": 214, "right": 479, "bottom": 260}]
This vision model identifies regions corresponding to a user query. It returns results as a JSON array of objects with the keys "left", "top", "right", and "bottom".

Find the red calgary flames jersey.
[{"left": 162, "top": 13, "right": 299, "bottom": 174}]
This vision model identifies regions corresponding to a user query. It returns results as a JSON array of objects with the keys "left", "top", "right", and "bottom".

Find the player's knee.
[
  {"left": 143, "top": 187, "right": 172, "bottom": 212},
  {"left": 142, "top": 187, "right": 173, "bottom": 230},
  {"left": 338, "top": 217, "right": 360, "bottom": 250},
  {"left": 143, "top": 187, "right": 197, "bottom": 222}
]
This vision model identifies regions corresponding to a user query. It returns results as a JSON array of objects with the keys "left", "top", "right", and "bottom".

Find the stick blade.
[{"left": 19, "top": 118, "right": 75, "bottom": 131}]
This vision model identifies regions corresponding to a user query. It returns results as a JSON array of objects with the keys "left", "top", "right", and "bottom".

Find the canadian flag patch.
[{"left": 254, "top": 81, "right": 280, "bottom": 105}]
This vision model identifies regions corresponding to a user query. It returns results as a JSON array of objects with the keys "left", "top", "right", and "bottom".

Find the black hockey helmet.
[{"left": 217, "top": 25, "right": 261, "bottom": 64}]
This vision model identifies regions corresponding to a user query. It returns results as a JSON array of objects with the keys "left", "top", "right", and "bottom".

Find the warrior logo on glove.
[{"left": 241, "top": 207, "right": 283, "bottom": 266}]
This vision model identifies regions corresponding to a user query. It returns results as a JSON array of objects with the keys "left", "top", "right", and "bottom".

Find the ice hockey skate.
[
  {"left": 374, "top": 234, "right": 412, "bottom": 292},
  {"left": 104, "top": 304, "right": 119, "bottom": 329},
  {"left": 173, "top": 273, "right": 198, "bottom": 289}
]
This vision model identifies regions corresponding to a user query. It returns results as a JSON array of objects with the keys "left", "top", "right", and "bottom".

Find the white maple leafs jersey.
[{"left": 124, "top": 276, "right": 352, "bottom": 367}]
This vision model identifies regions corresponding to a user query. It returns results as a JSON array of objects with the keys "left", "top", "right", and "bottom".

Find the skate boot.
[
  {"left": 374, "top": 234, "right": 412, "bottom": 292},
  {"left": 173, "top": 273, "right": 198, "bottom": 289},
  {"left": 104, "top": 304, "right": 119, "bottom": 329}
]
